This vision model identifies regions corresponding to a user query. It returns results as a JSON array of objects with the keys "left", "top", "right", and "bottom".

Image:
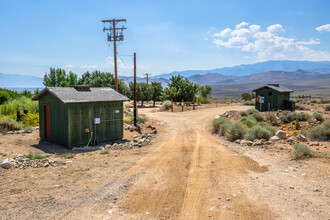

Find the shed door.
[{"left": 43, "top": 104, "right": 51, "bottom": 139}]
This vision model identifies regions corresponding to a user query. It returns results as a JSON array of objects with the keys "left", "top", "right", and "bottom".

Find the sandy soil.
[{"left": 0, "top": 104, "right": 329, "bottom": 219}]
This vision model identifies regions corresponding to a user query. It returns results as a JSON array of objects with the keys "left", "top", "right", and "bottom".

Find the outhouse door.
[{"left": 43, "top": 104, "right": 51, "bottom": 139}]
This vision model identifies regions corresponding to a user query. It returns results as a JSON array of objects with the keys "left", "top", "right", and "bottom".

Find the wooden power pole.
[
  {"left": 143, "top": 73, "right": 151, "bottom": 84},
  {"left": 102, "top": 19, "right": 126, "bottom": 92},
  {"left": 133, "top": 53, "right": 137, "bottom": 126}
]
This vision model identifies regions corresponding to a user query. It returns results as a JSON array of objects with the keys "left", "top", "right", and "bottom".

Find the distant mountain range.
[
  {"left": 1, "top": 60, "right": 330, "bottom": 97},
  {"left": 154, "top": 60, "right": 330, "bottom": 79}
]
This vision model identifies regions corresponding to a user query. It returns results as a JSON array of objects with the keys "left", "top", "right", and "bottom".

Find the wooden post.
[
  {"left": 182, "top": 99, "right": 184, "bottom": 112},
  {"left": 133, "top": 53, "right": 137, "bottom": 126}
]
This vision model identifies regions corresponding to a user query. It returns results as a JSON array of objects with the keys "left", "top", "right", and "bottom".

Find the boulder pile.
[
  {"left": 103, "top": 133, "right": 155, "bottom": 150},
  {"left": 0, "top": 155, "right": 66, "bottom": 170}
]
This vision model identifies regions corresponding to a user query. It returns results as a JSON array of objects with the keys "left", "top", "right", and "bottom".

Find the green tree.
[
  {"left": 161, "top": 75, "right": 199, "bottom": 102},
  {"left": 78, "top": 71, "right": 128, "bottom": 95},
  {"left": 242, "top": 93, "right": 253, "bottom": 101},
  {"left": 199, "top": 85, "right": 213, "bottom": 98},
  {"left": 151, "top": 82, "right": 163, "bottom": 106},
  {"left": 127, "top": 82, "right": 153, "bottom": 106},
  {"left": 66, "top": 71, "right": 78, "bottom": 87},
  {"left": 43, "top": 67, "right": 57, "bottom": 87}
]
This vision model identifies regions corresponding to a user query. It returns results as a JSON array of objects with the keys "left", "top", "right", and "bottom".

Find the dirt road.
[
  {"left": 57, "top": 105, "right": 275, "bottom": 219},
  {"left": 1, "top": 105, "right": 329, "bottom": 219}
]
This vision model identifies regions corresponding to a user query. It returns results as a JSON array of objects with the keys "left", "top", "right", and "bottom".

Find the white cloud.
[
  {"left": 316, "top": 24, "right": 330, "bottom": 32},
  {"left": 249, "top": 25, "right": 260, "bottom": 33},
  {"left": 80, "top": 65, "right": 98, "bottom": 69},
  {"left": 214, "top": 28, "right": 231, "bottom": 37},
  {"left": 236, "top": 22, "right": 248, "bottom": 29},
  {"left": 267, "top": 24, "right": 285, "bottom": 34},
  {"left": 61, "top": 64, "right": 74, "bottom": 69},
  {"left": 213, "top": 22, "right": 330, "bottom": 61}
]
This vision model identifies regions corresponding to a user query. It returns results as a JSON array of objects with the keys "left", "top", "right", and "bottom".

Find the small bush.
[
  {"left": 0, "top": 116, "right": 24, "bottom": 133},
  {"left": 325, "top": 104, "right": 330, "bottom": 111},
  {"left": 100, "top": 150, "right": 109, "bottom": 155},
  {"left": 251, "top": 112, "right": 264, "bottom": 121},
  {"left": 260, "top": 123, "right": 277, "bottom": 135},
  {"left": 124, "top": 116, "right": 146, "bottom": 124},
  {"left": 265, "top": 113, "right": 278, "bottom": 125},
  {"left": 308, "top": 119, "right": 330, "bottom": 141},
  {"left": 225, "top": 122, "right": 246, "bottom": 141},
  {"left": 296, "top": 105, "right": 306, "bottom": 110},
  {"left": 197, "top": 96, "right": 207, "bottom": 104},
  {"left": 313, "top": 112, "right": 323, "bottom": 122},
  {"left": 242, "top": 100, "right": 254, "bottom": 106},
  {"left": 295, "top": 117, "right": 300, "bottom": 130},
  {"left": 21, "top": 112, "right": 39, "bottom": 126},
  {"left": 292, "top": 143, "right": 311, "bottom": 159},
  {"left": 245, "top": 126, "right": 272, "bottom": 141},
  {"left": 212, "top": 117, "right": 231, "bottom": 135},
  {"left": 280, "top": 111, "right": 297, "bottom": 123},
  {"left": 24, "top": 153, "right": 51, "bottom": 160},
  {"left": 240, "top": 111, "right": 248, "bottom": 117},
  {"left": 296, "top": 112, "right": 311, "bottom": 122},
  {"left": 246, "top": 108, "right": 259, "bottom": 115},
  {"left": 240, "top": 116, "right": 257, "bottom": 128},
  {"left": 161, "top": 100, "right": 172, "bottom": 111}
]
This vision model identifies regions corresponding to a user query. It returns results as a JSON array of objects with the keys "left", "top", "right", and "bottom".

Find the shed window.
[{"left": 268, "top": 91, "right": 273, "bottom": 96}]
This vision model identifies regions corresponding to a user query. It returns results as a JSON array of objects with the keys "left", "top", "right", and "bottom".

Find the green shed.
[
  {"left": 252, "top": 84, "right": 295, "bottom": 112},
  {"left": 32, "top": 86, "right": 129, "bottom": 149}
]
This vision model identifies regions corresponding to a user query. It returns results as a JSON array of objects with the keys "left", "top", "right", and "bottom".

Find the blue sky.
[{"left": 0, "top": 0, "right": 329, "bottom": 77}]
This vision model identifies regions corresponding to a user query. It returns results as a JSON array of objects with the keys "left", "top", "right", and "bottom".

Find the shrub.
[
  {"left": 246, "top": 108, "right": 259, "bottom": 115},
  {"left": 292, "top": 143, "right": 311, "bottom": 159},
  {"left": 242, "top": 100, "right": 254, "bottom": 106},
  {"left": 295, "top": 105, "right": 306, "bottom": 110},
  {"left": 161, "top": 100, "right": 172, "bottom": 111},
  {"left": 295, "top": 117, "right": 300, "bottom": 130},
  {"left": 124, "top": 116, "right": 146, "bottom": 124},
  {"left": 21, "top": 112, "right": 39, "bottom": 126},
  {"left": 265, "top": 113, "right": 278, "bottom": 125},
  {"left": 212, "top": 117, "right": 231, "bottom": 134},
  {"left": 240, "top": 116, "right": 257, "bottom": 128},
  {"left": 251, "top": 112, "right": 264, "bottom": 121},
  {"left": 0, "top": 97, "right": 38, "bottom": 115},
  {"left": 296, "top": 112, "right": 311, "bottom": 122},
  {"left": 280, "top": 111, "right": 297, "bottom": 123},
  {"left": 313, "top": 112, "right": 323, "bottom": 122},
  {"left": 225, "top": 122, "right": 246, "bottom": 141},
  {"left": 325, "top": 104, "right": 330, "bottom": 111},
  {"left": 245, "top": 125, "right": 272, "bottom": 141},
  {"left": 260, "top": 123, "right": 277, "bottom": 135},
  {"left": 308, "top": 119, "right": 330, "bottom": 141},
  {"left": 240, "top": 111, "right": 248, "bottom": 117},
  {"left": 197, "top": 96, "right": 207, "bottom": 104},
  {"left": 0, "top": 116, "right": 24, "bottom": 133}
]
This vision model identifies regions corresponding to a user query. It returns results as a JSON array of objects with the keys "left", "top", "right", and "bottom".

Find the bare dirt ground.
[{"left": 0, "top": 104, "right": 329, "bottom": 219}]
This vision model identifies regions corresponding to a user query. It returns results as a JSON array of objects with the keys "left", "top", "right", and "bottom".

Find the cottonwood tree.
[
  {"left": 161, "top": 75, "right": 199, "bottom": 102},
  {"left": 151, "top": 82, "right": 163, "bottom": 106},
  {"left": 127, "top": 82, "right": 153, "bottom": 106}
]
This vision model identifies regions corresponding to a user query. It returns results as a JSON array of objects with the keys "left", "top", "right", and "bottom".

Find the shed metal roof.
[
  {"left": 32, "top": 87, "right": 130, "bottom": 103},
  {"left": 252, "top": 84, "right": 293, "bottom": 93}
]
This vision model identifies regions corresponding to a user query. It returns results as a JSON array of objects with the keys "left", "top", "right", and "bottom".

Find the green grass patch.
[
  {"left": 0, "top": 153, "right": 7, "bottom": 157},
  {"left": 24, "top": 153, "right": 51, "bottom": 160},
  {"left": 124, "top": 116, "right": 146, "bottom": 124},
  {"left": 100, "top": 150, "right": 110, "bottom": 155}
]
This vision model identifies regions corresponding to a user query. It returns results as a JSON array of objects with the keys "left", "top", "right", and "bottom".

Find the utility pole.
[
  {"left": 133, "top": 53, "right": 137, "bottom": 127},
  {"left": 143, "top": 73, "right": 151, "bottom": 84},
  {"left": 102, "top": 19, "right": 126, "bottom": 92}
]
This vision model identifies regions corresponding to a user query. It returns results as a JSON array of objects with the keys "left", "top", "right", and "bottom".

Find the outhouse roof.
[
  {"left": 32, "top": 86, "right": 130, "bottom": 103},
  {"left": 252, "top": 84, "right": 293, "bottom": 93}
]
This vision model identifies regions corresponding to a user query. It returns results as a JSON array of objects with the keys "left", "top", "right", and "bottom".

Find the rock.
[
  {"left": 287, "top": 137, "right": 294, "bottom": 145},
  {"left": 297, "top": 134, "right": 307, "bottom": 142},
  {"left": 235, "top": 140, "right": 241, "bottom": 144},
  {"left": 99, "top": 147, "right": 105, "bottom": 150},
  {"left": 226, "top": 198, "right": 230, "bottom": 201},
  {"left": 276, "top": 130, "right": 287, "bottom": 139},
  {"left": 311, "top": 142, "right": 319, "bottom": 146},
  {"left": 270, "top": 136, "right": 280, "bottom": 142},
  {"left": 289, "top": 186, "right": 294, "bottom": 189},
  {"left": 0, "top": 158, "right": 15, "bottom": 169},
  {"left": 246, "top": 141, "right": 253, "bottom": 146},
  {"left": 240, "top": 140, "right": 247, "bottom": 145},
  {"left": 151, "top": 129, "right": 157, "bottom": 134}
]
